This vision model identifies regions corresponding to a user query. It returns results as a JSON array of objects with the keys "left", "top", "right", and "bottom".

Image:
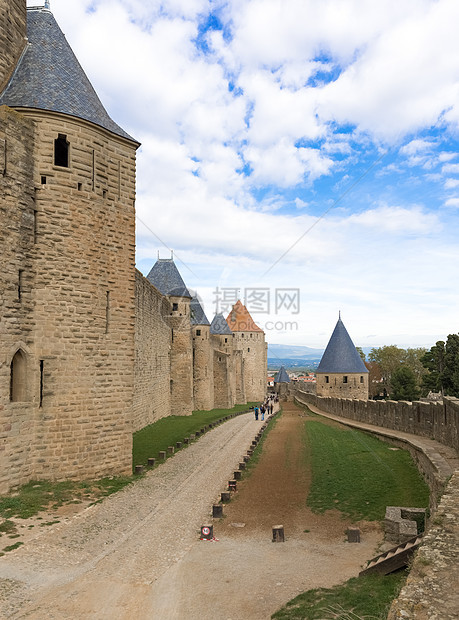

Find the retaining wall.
[{"left": 295, "top": 391, "right": 459, "bottom": 453}]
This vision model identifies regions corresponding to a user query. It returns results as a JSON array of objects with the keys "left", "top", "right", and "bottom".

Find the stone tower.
[
  {"left": 0, "top": 4, "right": 140, "bottom": 491},
  {"left": 210, "top": 314, "right": 236, "bottom": 408},
  {"left": 316, "top": 315, "right": 369, "bottom": 399},
  {"left": 226, "top": 300, "right": 267, "bottom": 402},
  {"left": 147, "top": 258, "right": 193, "bottom": 415},
  {"left": 191, "top": 295, "right": 213, "bottom": 411},
  {"left": 274, "top": 365, "right": 290, "bottom": 399}
]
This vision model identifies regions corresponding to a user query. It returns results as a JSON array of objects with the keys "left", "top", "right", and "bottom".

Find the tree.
[
  {"left": 422, "top": 335, "right": 459, "bottom": 397},
  {"left": 391, "top": 366, "right": 420, "bottom": 401},
  {"left": 356, "top": 347, "right": 366, "bottom": 362},
  {"left": 368, "top": 346, "right": 405, "bottom": 395}
]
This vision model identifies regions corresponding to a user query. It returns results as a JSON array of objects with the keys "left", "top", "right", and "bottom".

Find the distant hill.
[{"left": 268, "top": 343, "right": 324, "bottom": 360}]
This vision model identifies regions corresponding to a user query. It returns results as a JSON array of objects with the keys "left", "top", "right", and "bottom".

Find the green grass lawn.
[
  {"left": 303, "top": 418, "right": 429, "bottom": 521},
  {"left": 272, "top": 572, "right": 407, "bottom": 620},
  {"left": 132, "top": 402, "right": 257, "bottom": 470}
]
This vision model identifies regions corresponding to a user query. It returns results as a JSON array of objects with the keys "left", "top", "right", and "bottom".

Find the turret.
[{"left": 316, "top": 315, "right": 369, "bottom": 399}]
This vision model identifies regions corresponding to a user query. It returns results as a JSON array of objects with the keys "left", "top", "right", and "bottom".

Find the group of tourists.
[{"left": 253, "top": 394, "right": 277, "bottom": 421}]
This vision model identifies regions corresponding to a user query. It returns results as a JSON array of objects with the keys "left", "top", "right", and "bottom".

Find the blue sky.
[{"left": 34, "top": 0, "right": 459, "bottom": 349}]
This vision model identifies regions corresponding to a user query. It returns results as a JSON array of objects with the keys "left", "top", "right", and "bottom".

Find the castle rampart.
[
  {"left": 0, "top": 0, "right": 26, "bottom": 92},
  {"left": 294, "top": 389, "right": 459, "bottom": 453},
  {"left": 133, "top": 270, "right": 171, "bottom": 430}
]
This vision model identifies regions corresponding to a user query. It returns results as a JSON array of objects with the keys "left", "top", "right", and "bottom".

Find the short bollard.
[
  {"left": 167, "top": 446, "right": 174, "bottom": 455},
  {"left": 247, "top": 449, "right": 253, "bottom": 457},
  {"left": 272, "top": 525, "right": 285, "bottom": 542},
  {"left": 190, "top": 434, "right": 195, "bottom": 441},
  {"left": 239, "top": 462, "right": 246, "bottom": 470},
  {"left": 183, "top": 437, "right": 190, "bottom": 444},
  {"left": 347, "top": 527, "right": 361, "bottom": 543},
  {"left": 234, "top": 470, "right": 242, "bottom": 480},
  {"left": 176, "top": 441, "right": 182, "bottom": 449},
  {"left": 212, "top": 504, "right": 223, "bottom": 518},
  {"left": 200, "top": 524, "right": 213, "bottom": 540},
  {"left": 228, "top": 480, "right": 237, "bottom": 491},
  {"left": 159, "top": 450, "right": 166, "bottom": 460},
  {"left": 134, "top": 465, "right": 144, "bottom": 475},
  {"left": 221, "top": 491, "right": 231, "bottom": 502},
  {"left": 243, "top": 455, "right": 250, "bottom": 463},
  {"left": 147, "top": 458, "right": 156, "bottom": 467},
  {"left": 195, "top": 431, "right": 200, "bottom": 438}
]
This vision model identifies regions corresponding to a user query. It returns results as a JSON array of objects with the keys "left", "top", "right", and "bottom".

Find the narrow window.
[
  {"left": 172, "top": 302, "right": 178, "bottom": 311},
  {"left": 105, "top": 291, "right": 110, "bottom": 333},
  {"left": 360, "top": 376, "right": 364, "bottom": 383},
  {"left": 196, "top": 329, "right": 201, "bottom": 336},
  {"left": 343, "top": 376, "right": 348, "bottom": 384},
  {"left": 77, "top": 182, "right": 82, "bottom": 191},
  {"left": 0, "top": 138, "right": 6, "bottom": 175},
  {"left": 10, "top": 349, "right": 27, "bottom": 402},
  {"left": 18, "top": 269, "right": 23, "bottom": 301},
  {"left": 92, "top": 150, "right": 95, "bottom": 190},
  {"left": 102, "top": 189, "right": 107, "bottom": 199},
  {"left": 248, "top": 347, "right": 250, "bottom": 352},
  {"left": 171, "top": 329, "right": 174, "bottom": 342},
  {"left": 170, "top": 379, "right": 173, "bottom": 393},
  {"left": 224, "top": 338, "right": 228, "bottom": 343},
  {"left": 39, "top": 360, "right": 44, "bottom": 407},
  {"left": 33, "top": 210, "right": 38, "bottom": 243},
  {"left": 41, "top": 175, "right": 46, "bottom": 185},
  {"left": 325, "top": 376, "right": 329, "bottom": 384},
  {"left": 54, "top": 134, "right": 69, "bottom": 167}
]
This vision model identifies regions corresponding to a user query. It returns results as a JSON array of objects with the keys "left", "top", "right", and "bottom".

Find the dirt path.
[{"left": 0, "top": 404, "right": 382, "bottom": 619}]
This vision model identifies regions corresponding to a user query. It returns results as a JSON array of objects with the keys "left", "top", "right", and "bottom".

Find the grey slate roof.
[
  {"left": 146, "top": 259, "right": 191, "bottom": 298},
  {"left": 190, "top": 296, "right": 210, "bottom": 326},
  {"left": 317, "top": 317, "right": 368, "bottom": 374},
  {"left": 0, "top": 8, "right": 137, "bottom": 143},
  {"left": 210, "top": 314, "right": 233, "bottom": 335},
  {"left": 274, "top": 366, "right": 290, "bottom": 383}
]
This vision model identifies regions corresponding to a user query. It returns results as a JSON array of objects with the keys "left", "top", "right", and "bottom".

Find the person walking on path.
[{"left": 254, "top": 406, "right": 259, "bottom": 420}]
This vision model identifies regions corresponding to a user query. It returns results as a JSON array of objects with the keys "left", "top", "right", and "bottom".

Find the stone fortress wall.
[{"left": 294, "top": 389, "right": 459, "bottom": 453}]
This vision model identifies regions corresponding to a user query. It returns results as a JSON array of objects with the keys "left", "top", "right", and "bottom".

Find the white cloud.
[{"left": 444, "top": 198, "right": 459, "bottom": 208}]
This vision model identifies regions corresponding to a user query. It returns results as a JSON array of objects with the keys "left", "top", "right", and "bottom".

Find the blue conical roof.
[
  {"left": 190, "top": 296, "right": 210, "bottom": 326},
  {"left": 317, "top": 317, "right": 368, "bottom": 373},
  {"left": 0, "top": 8, "right": 137, "bottom": 144},
  {"left": 210, "top": 314, "right": 233, "bottom": 335},
  {"left": 146, "top": 259, "right": 191, "bottom": 298},
  {"left": 274, "top": 366, "right": 290, "bottom": 383}
]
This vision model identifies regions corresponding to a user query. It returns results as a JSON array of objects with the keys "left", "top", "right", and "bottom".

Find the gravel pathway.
[{"left": 0, "top": 411, "right": 264, "bottom": 619}]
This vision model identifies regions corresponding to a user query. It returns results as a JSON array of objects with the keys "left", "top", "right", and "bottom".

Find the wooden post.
[
  {"left": 272, "top": 525, "right": 285, "bottom": 542},
  {"left": 176, "top": 441, "right": 182, "bottom": 449},
  {"left": 228, "top": 480, "right": 237, "bottom": 491},
  {"left": 183, "top": 437, "right": 189, "bottom": 444},
  {"left": 200, "top": 524, "right": 213, "bottom": 540},
  {"left": 159, "top": 451, "right": 166, "bottom": 460},
  {"left": 134, "top": 465, "right": 144, "bottom": 475},
  {"left": 167, "top": 446, "right": 174, "bottom": 455},
  {"left": 234, "top": 470, "right": 242, "bottom": 480},
  {"left": 347, "top": 527, "right": 361, "bottom": 543},
  {"left": 147, "top": 458, "right": 156, "bottom": 467},
  {"left": 243, "top": 455, "right": 250, "bottom": 463},
  {"left": 239, "top": 462, "right": 246, "bottom": 470},
  {"left": 212, "top": 504, "right": 223, "bottom": 518},
  {"left": 221, "top": 491, "right": 231, "bottom": 502}
]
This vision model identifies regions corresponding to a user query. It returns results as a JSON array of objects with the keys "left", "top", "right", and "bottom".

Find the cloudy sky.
[{"left": 34, "top": 0, "right": 459, "bottom": 349}]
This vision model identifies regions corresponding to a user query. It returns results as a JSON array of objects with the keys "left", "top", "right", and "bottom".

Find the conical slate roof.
[
  {"left": 226, "top": 300, "right": 263, "bottom": 333},
  {"left": 190, "top": 296, "right": 210, "bottom": 326},
  {"left": 146, "top": 259, "right": 191, "bottom": 298},
  {"left": 210, "top": 314, "right": 233, "bottom": 335},
  {"left": 0, "top": 7, "right": 137, "bottom": 144},
  {"left": 274, "top": 366, "right": 290, "bottom": 383},
  {"left": 317, "top": 317, "right": 368, "bottom": 374}
]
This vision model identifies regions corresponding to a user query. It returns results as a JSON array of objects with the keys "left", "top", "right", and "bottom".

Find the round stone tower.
[{"left": 316, "top": 315, "right": 369, "bottom": 399}]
